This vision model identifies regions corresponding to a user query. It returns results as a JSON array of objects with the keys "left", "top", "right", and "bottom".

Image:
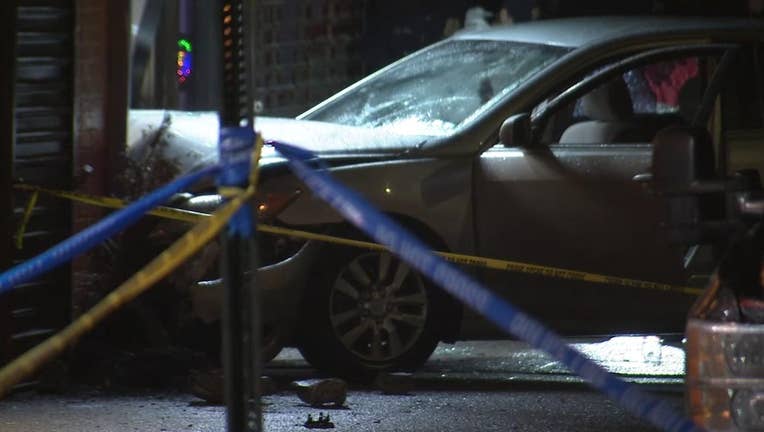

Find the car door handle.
[{"left": 632, "top": 173, "right": 652, "bottom": 183}]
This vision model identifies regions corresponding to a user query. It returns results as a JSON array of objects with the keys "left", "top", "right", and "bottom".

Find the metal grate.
[
  {"left": 251, "top": 0, "right": 366, "bottom": 117},
  {"left": 7, "top": 0, "right": 74, "bottom": 370}
]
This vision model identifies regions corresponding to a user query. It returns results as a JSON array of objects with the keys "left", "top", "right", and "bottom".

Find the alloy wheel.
[{"left": 328, "top": 252, "right": 429, "bottom": 363}]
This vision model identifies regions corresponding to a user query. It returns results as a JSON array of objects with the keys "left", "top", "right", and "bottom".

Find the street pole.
[{"left": 217, "top": 1, "right": 261, "bottom": 431}]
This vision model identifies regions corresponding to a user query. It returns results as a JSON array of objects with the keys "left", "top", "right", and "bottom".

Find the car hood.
[
  {"left": 128, "top": 110, "right": 429, "bottom": 167},
  {"left": 257, "top": 117, "right": 431, "bottom": 154}
]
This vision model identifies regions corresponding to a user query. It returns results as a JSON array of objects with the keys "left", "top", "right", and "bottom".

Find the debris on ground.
[
  {"left": 304, "top": 412, "right": 335, "bottom": 429},
  {"left": 189, "top": 369, "right": 224, "bottom": 404},
  {"left": 375, "top": 372, "right": 414, "bottom": 395},
  {"left": 292, "top": 378, "right": 347, "bottom": 407}
]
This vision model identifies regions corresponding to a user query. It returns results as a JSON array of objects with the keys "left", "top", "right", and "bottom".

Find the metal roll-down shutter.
[{"left": 4, "top": 0, "right": 74, "bottom": 381}]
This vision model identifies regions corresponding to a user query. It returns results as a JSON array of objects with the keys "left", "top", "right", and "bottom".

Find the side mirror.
[
  {"left": 652, "top": 127, "right": 715, "bottom": 192},
  {"left": 499, "top": 113, "right": 531, "bottom": 148},
  {"left": 652, "top": 126, "right": 720, "bottom": 244}
]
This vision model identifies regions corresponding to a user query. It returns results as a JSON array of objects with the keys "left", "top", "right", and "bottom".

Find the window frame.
[{"left": 529, "top": 43, "right": 740, "bottom": 147}]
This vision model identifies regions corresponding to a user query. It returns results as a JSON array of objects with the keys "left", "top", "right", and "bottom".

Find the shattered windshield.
[{"left": 300, "top": 40, "right": 568, "bottom": 136}]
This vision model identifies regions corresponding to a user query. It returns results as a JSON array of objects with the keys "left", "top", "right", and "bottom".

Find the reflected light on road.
[{"left": 572, "top": 336, "right": 684, "bottom": 376}]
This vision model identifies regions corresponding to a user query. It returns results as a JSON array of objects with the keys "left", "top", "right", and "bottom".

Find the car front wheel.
[{"left": 297, "top": 249, "right": 440, "bottom": 379}]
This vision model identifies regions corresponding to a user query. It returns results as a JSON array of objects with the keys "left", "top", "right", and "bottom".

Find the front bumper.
[
  {"left": 258, "top": 239, "right": 321, "bottom": 340},
  {"left": 187, "top": 238, "right": 321, "bottom": 343}
]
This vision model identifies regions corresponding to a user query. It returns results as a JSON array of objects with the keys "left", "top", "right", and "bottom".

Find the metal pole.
[
  {"left": 220, "top": 234, "right": 261, "bottom": 432},
  {"left": 218, "top": 1, "right": 261, "bottom": 431}
]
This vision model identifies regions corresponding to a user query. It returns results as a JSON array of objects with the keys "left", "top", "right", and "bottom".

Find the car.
[{"left": 124, "top": 16, "right": 764, "bottom": 377}]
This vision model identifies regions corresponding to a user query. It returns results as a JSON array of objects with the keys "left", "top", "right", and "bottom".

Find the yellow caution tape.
[
  {"left": 440, "top": 254, "right": 704, "bottom": 296},
  {"left": 13, "top": 183, "right": 209, "bottom": 224},
  {"left": 249, "top": 134, "right": 265, "bottom": 188},
  {"left": 256, "top": 225, "right": 704, "bottom": 296},
  {"left": 0, "top": 186, "right": 254, "bottom": 398},
  {"left": 13, "top": 182, "right": 703, "bottom": 297},
  {"left": 0, "top": 135, "right": 266, "bottom": 398},
  {"left": 15, "top": 190, "right": 38, "bottom": 249}
]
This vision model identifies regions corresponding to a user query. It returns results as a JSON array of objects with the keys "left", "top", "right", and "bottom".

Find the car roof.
[{"left": 452, "top": 16, "right": 764, "bottom": 48}]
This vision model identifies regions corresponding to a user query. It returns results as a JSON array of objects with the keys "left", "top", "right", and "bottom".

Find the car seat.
[{"left": 559, "top": 77, "right": 647, "bottom": 144}]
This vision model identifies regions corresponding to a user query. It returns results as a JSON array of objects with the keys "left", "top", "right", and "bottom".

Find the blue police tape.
[
  {"left": 272, "top": 141, "right": 703, "bottom": 432},
  {"left": 0, "top": 165, "right": 221, "bottom": 297},
  {"left": 218, "top": 127, "right": 255, "bottom": 236}
]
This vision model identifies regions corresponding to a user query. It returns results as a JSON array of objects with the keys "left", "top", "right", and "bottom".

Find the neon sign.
[{"left": 176, "top": 38, "right": 193, "bottom": 84}]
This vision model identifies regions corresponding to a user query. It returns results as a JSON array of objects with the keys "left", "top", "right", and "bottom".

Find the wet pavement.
[
  {"left": 0, "top": 337, "right": 687, "bottom": 431},
  {"left": 417, "top": 336, "right": 684, "bottom": 388}
]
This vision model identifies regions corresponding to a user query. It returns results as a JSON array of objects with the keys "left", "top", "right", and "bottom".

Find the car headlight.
[
  {"left": 254, "top": 189, "right": 302, "bottom": 222},
  {"left": 254, "top": 189, "right": 306, "bottom": 266}
]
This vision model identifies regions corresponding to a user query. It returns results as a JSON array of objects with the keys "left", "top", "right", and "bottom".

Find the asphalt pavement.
[{"left": 0, "top": 337, "right": 687, "bottom": 432}]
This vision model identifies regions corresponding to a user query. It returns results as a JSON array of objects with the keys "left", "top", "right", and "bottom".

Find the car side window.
[
  {"left": 538, "top": 55, "right": 706, "bottom": 146},
  {"left": 626, "top": 57, "right": 702, "bottom": 118}
]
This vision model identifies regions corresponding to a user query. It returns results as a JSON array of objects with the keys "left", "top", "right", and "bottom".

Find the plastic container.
[{"left": 686, "top": 318, "right": 764, "bottom": 431}]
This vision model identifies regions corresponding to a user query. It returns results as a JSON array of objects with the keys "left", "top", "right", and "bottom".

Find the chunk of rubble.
[{"left": 292, "top": 378, "right": 347, "bottom": 407}]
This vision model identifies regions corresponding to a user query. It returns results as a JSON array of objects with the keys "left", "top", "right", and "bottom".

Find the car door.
[{"left": 471, "top": 45, "right": 737, "bottom": 337}]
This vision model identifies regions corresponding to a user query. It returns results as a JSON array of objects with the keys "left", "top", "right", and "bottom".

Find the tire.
[{"left": 297, "top": 246, "right": 441, "bottom": 379}]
